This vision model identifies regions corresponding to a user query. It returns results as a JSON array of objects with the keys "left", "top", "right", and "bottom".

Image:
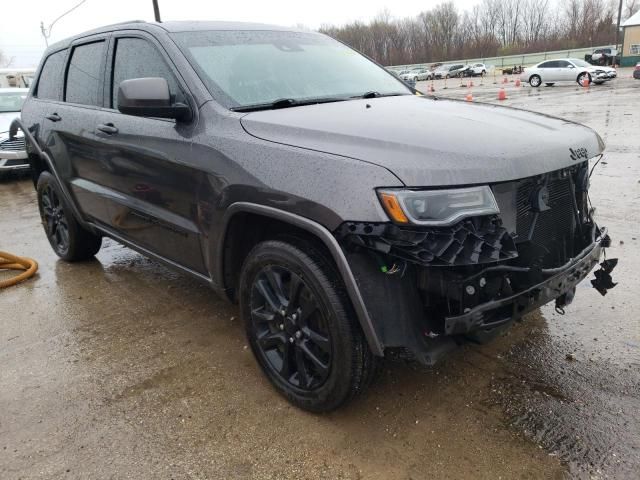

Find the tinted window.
[
  {"left": 557, "top": 61, "right": 571, "bottom": 68},
  {"left": 111, "top": 37, "right": 182, "bottom": 109},
  {"left": 37, "top": 50, "right": 66, "bottom": 100},
  {"left": 538, "top": 61, "right": 553, "bottom": 68},
  {"left": 65, "top": 41, "right": 105, "bottom": 106}
]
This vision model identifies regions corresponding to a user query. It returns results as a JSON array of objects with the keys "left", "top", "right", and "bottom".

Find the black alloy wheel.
[
  {"left": 239, "top": 239, "right": 380, "bottom": 412},
  {"left": 41, "top": 183, "right": 70, "bottom": 255},
  {"left": 37, "top": 171, "right": 102, "bottom": 261},
  {"left": 249, "top": 265, "right": 332, "bottom": 390}
]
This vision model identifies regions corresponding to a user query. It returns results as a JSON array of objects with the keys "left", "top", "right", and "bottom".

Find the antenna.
[{"left": 152, "top": 0, "right": 162, "bottom": 23}]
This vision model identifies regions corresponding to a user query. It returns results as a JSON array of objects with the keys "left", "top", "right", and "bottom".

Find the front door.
[{"left": 91, "top": 34, "right": 207, "bottom": 275}]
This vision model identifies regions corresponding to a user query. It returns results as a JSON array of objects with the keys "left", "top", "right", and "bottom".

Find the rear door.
[
  {"left": 40, "top": 36, "right": 111, "bottom": 224},
  {"left": 91, "top": 32, "right": 206, "bottom": 274}
]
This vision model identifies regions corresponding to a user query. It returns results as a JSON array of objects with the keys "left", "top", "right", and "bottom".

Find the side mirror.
[{"left": 117, "top": 77, "right": 191, "bottom": 121}]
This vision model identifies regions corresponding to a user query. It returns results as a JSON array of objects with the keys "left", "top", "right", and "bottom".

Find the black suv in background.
[{"left": 14, "top": 21, "right": 616, "bottom": 412}]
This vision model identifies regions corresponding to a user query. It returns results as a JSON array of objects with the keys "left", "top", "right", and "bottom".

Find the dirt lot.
[{"left": 1, "top": 70, "right": 639, "bottom": 479}]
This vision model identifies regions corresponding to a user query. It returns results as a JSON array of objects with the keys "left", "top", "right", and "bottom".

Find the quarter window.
[
  {"left": 111, "top": 37, "right": 182, "bottom": 109},
  {"left": 36, "top": 50, "right": 67, "bottom": 101},
  {"left": 65, "top": 41, "right": 105, "bottom": 106}
]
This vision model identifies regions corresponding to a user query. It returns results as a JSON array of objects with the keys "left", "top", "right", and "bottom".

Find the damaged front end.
[{"left": 335, "top": 161, "right": 617, "bottom": 364}]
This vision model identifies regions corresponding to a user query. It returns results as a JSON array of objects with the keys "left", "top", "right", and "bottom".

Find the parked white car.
[
  {"left": 0, "top": 88, "right": 29, "bottom": 174},
  {"left": 521, "top": 58, "right": 612, "bottom": 87},
  {"left": 468, "top": 63, "right": 487, "bottom": 76}
]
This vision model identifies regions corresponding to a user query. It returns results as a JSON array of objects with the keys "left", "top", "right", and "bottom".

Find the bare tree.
[
  {"left": 319, "top": 0, "right": 618, "bottom": 66},
  {"left": 625, "top": 0, "right": 639, "bottom": 18},
  {"left": 0, "top": 49, "right": 15, "bottom": 68}
]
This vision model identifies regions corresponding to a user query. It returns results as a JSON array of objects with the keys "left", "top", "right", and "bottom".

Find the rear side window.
[
  {"left": 65, "top": 41, "right": 105, "bottom": 106},
  {"left": 37, "top": 50, "right": 66, "bottom": 100},
  {"left": 111, "top": 37, "right": 182, "bottom": 109}
]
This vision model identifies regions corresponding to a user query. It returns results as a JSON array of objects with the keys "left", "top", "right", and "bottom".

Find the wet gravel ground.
[
  {"left": 417, "top": 70, "right": 640, "bottom": 478},
  {"left": 1, "top": 69, "right": 638, "bottom": 479}
]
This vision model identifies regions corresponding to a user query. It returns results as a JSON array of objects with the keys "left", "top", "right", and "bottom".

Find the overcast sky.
[{"left": 0, "top": 0, "right": 480, "bottom": 68}]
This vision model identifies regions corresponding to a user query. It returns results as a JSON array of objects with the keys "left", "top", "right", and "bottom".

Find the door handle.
[
  {"left": 96, "top": 123, "right": 118, "bottom": 135},
  {"left": 45, "top": 113, "right": 61, "bottom": 122}
]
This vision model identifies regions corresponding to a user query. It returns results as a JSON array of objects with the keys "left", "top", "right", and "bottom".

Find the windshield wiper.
[
  {"left": 232, "top": 97, "right": 347, "bottom": 112},
  {"left": 353, "top": 91, "right": 408, "bottom": 99}
]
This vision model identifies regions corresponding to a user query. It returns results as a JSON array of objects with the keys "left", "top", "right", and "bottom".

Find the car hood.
[{"left": 240, "top": 95, "right": 603, "bottom": 186}]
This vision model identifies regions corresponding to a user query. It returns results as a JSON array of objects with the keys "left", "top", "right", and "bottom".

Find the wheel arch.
[{"left": 218, "top": 202, "right": 384, "bottom": 356}]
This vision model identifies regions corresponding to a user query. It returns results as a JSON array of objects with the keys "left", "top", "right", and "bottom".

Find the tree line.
[{"left": 319, "top": 0, "right": 640, "bottom": 66}]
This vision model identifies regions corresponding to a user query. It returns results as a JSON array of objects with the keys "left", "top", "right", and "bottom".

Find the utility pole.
[
  {"left": 40, "top": 0, "right": 88, "bottom": 47},
  {"left": 615, "top": 0, "right": 623, "bottom": 48},
  {"left": 152, "top": 0, "right": 162, "bottom": 22}
]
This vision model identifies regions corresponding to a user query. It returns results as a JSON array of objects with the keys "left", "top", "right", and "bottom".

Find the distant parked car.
[
  {"left": 401, "top": 68, "right": 433, "bottom": 82},
  {"left": 0, "top": 88, "right": 29, "bottom": 174},
  {"left": 467, "top": 63, "right": 487, "bottom": 76},
  {"left": 442, "top": 64, "right": 466, "bottom": 78},
  {"left": 521, "top": 58, "right": 611, "bottom": 87},
  {"left": 587, "top": 47, "right": 619, "bottom": 66},
  {"left": 433, "top": 65, "right": 450, "bottom": 79},
  {"left": 633, "top": 62, "right": 640, "bottom": 80}
]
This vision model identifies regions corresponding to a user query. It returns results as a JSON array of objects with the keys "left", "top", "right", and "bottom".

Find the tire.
[
  {"left": 577, "top": 72, "right": 591, "bottom": 86},
  {"left": 545, "top": 83, "right": 555, "bottom": 87},
  {"left": 529, "top": 74, "right": 542, "bottom": 87},
  {"left": 239, "top": 239, "right": 379, "bottom": 412},
  {"left": 36, "top": 171, "right": 102, "bottom": 261}
]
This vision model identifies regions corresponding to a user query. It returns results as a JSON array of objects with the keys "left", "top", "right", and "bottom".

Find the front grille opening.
[{"left": 514, "top": 168, "right": 582, "bottom": 268}]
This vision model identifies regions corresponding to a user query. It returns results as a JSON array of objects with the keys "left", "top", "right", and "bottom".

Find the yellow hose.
[{"left": 0, "top": 251, "right": 38, "bottom": 288}]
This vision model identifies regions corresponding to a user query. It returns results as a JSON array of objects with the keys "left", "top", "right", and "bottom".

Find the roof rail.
[{"left": 101, "top": 19, "right": 147, "bottom": 28}]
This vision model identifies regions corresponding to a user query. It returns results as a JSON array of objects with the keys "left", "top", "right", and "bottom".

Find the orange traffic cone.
[
  {"left": 502, "top": 76, "right": 508, "bottom": 84},
  {"left": 498, "top": 88, "right": 507, "bottom": 100},
  {"left": 515, "top": 78, "right": 521, "bottom": 87},
  {"left": 465, "top": 92, "right": 473, "bottom": 102},
  {"left": 469, "top": 80, "right": 474, "bottom": 87},
  {"left": 583, "top": 75, "right": 590, "bottom": 88}
]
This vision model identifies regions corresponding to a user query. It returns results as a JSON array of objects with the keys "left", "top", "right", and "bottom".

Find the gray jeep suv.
[{"left": 14, "top": 21, "right": 616, "bottom": 412}]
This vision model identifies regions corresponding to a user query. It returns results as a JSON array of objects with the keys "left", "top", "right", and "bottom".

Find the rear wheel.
[
  {"left": 529, "top": 75, "right": 542, "bottom": 87},
  {"left": 239, "top": 239, "right": 379, "bottom": 412},
  {"left": 36, "top": 171, "right": 102, "bottom": 261}
]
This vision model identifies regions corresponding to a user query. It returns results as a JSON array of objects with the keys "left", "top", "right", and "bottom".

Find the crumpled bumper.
[{"left": 444, "top": 229, "right": 612, "bottom": 335}]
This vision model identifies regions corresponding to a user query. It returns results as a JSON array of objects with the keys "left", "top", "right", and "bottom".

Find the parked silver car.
[
  {"left": 521, "top": 58, "right": 611, "bottom": 87},
  {"left": 0, "top": 88, "right": 29, "bottom": 174}
]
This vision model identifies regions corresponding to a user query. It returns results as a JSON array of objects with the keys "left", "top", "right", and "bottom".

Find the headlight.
[{"left": 378, "top": 186, "right": 500, "bottom": 226}]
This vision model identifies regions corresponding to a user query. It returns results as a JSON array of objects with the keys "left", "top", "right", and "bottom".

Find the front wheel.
[
  {"left": 529, "top": 74, "right": 542, "bottom": 87},
  {"left": 577, "top": 72, "right": 591, "bottom": 86},
  {"left": 239, "top": 239, "right": 379, "bottom": 412},
  {"left": 36, "top": 172, "right": 102, "bottom": 261}
]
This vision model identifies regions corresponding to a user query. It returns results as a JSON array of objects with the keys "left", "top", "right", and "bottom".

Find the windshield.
[
  {"left": 172, "top": 30, "right": 410, "bottom": 109},
  {"left": 570, "top": 59, "right": 592, "bottom": 68},
  {"left": 0, "top": 91, "right": 26, "bottom": 113}
]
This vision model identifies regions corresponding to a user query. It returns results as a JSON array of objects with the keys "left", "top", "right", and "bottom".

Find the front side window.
[
  {"left": 172, "top": 30, "right": 410, "bottom": 109},
  {"left": 557, "top": 61, "right": 571, "bottom": 68},
  {"left": 37, "top": 50, "right": 67, "bottom": 101},
  {"left": 65, "top": 41, "right": 105, "bottom": 106},
  {"left": 111, "top": 37, "right": 182, "bottom": 109}
]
